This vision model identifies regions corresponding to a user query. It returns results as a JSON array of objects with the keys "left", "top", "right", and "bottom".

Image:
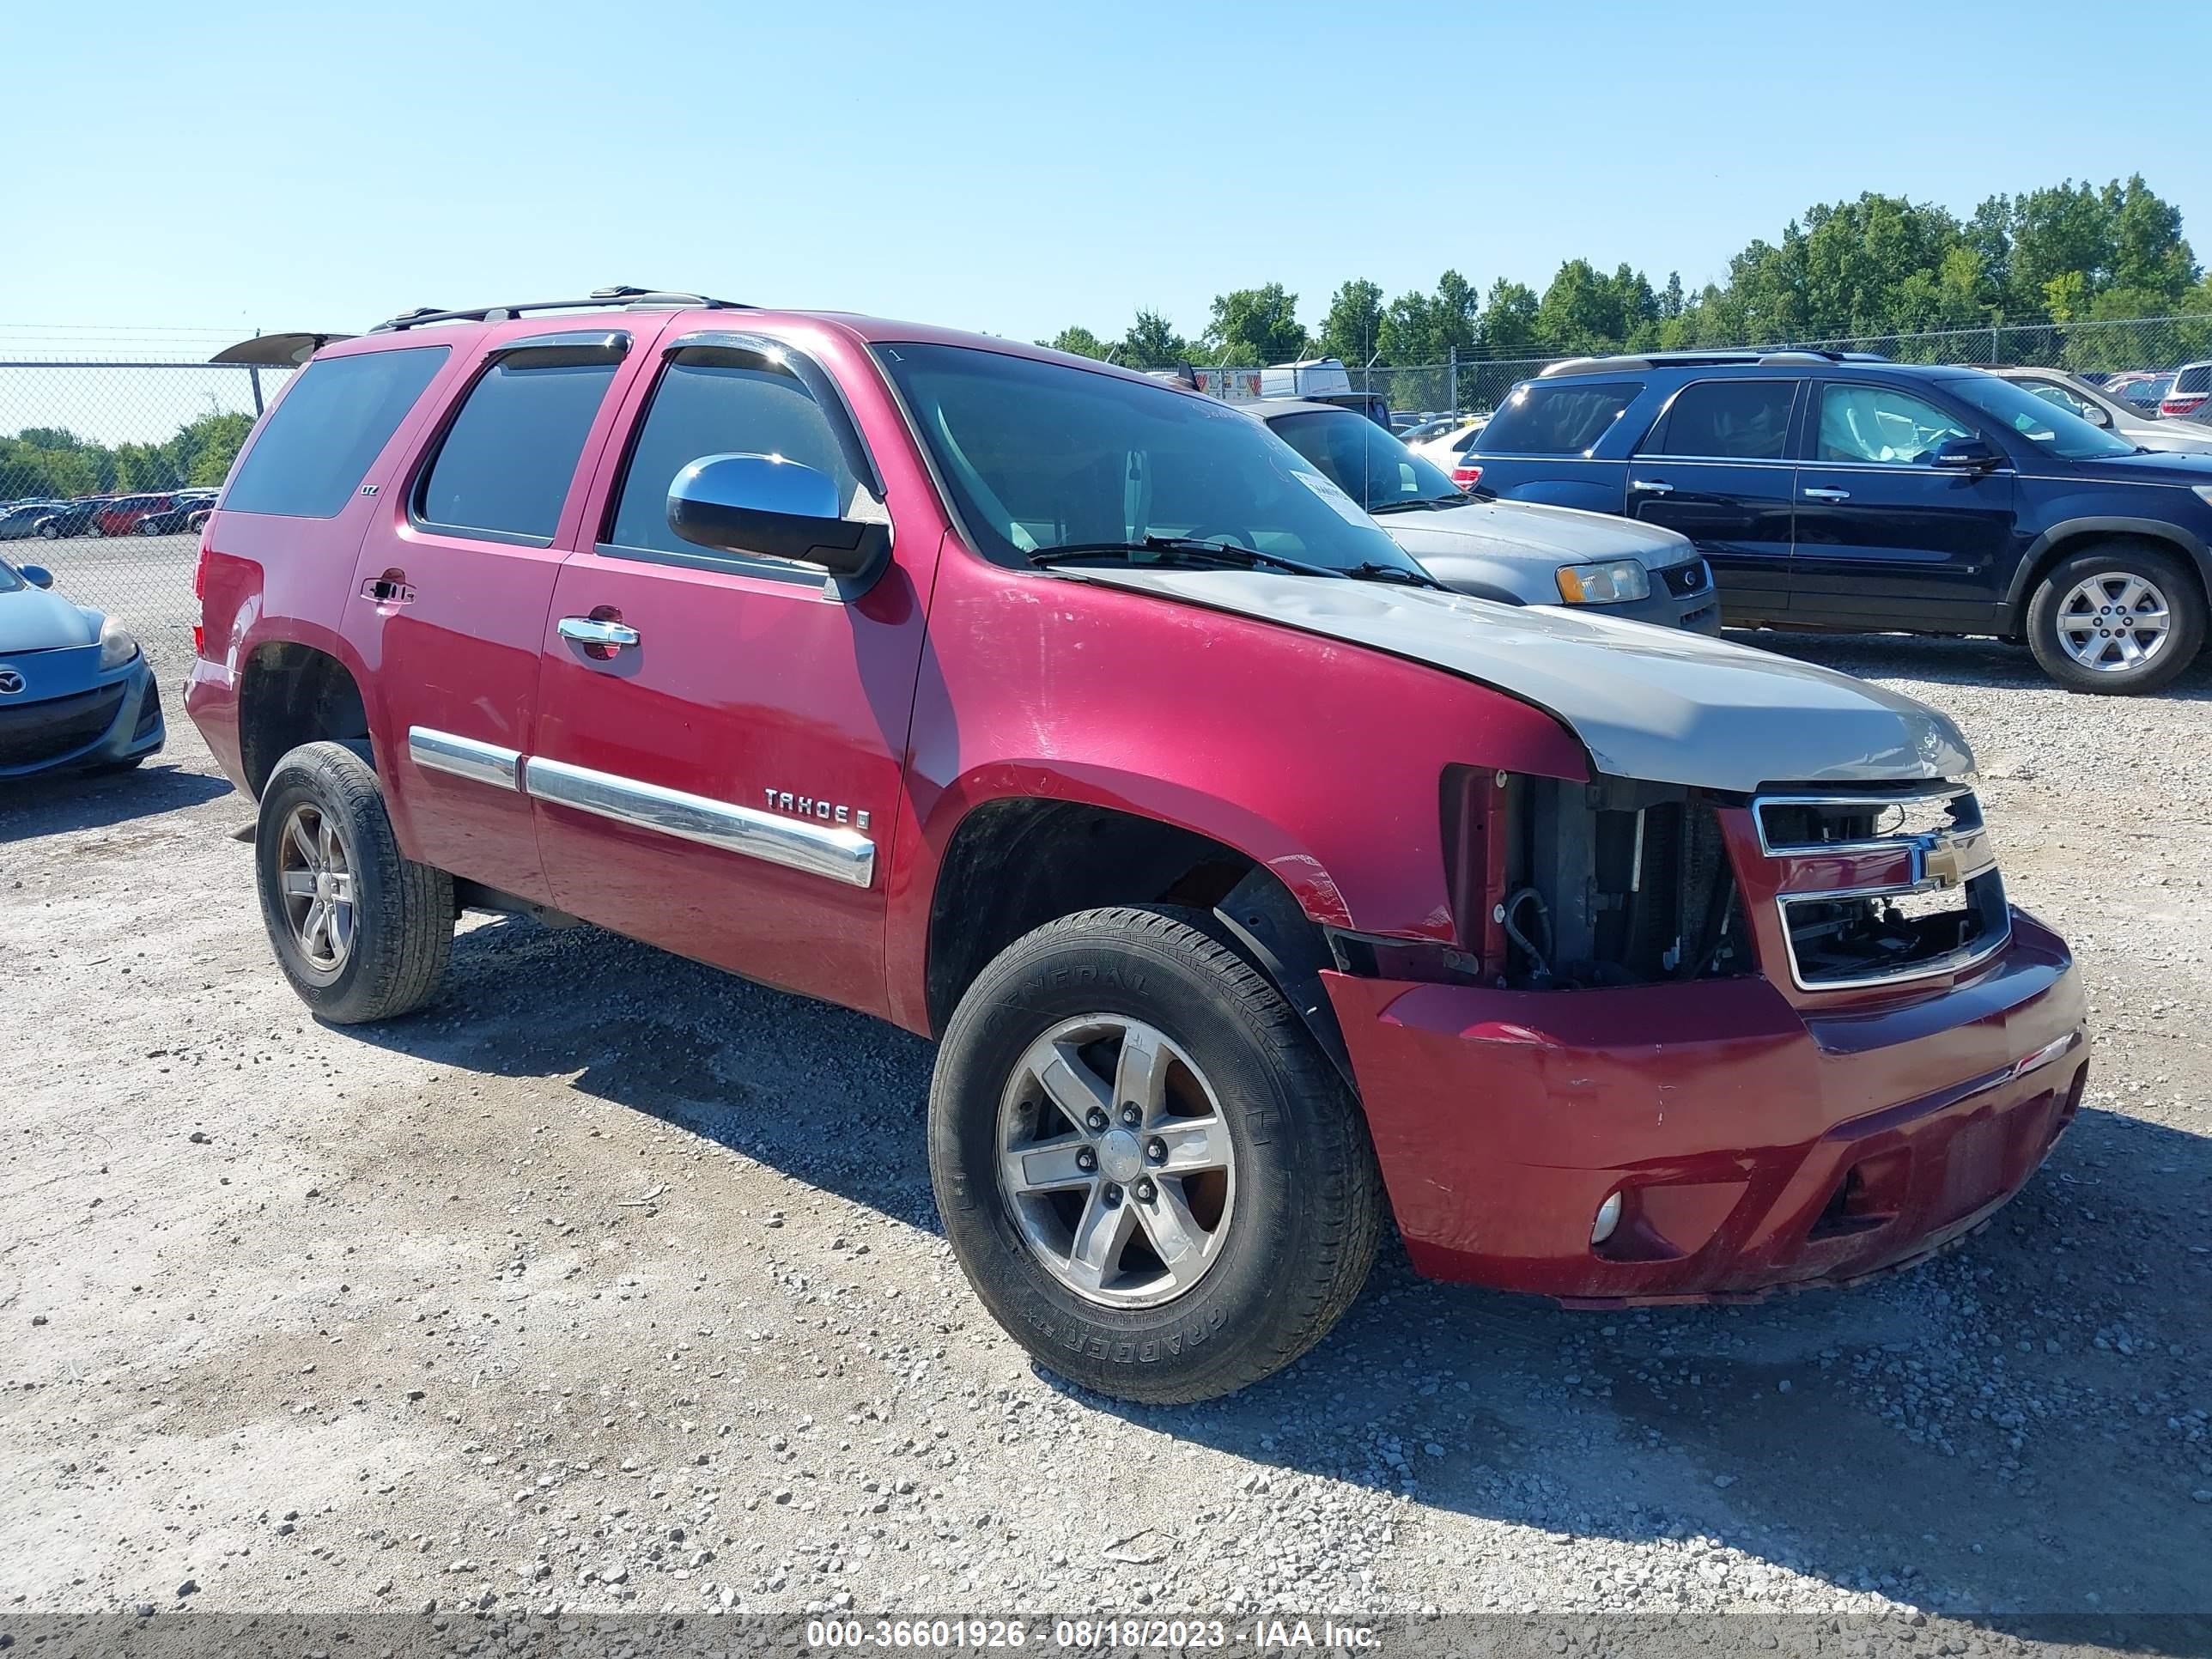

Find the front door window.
[{"left": 1814, "top": 386, "right": 1971, "bottom": 466}]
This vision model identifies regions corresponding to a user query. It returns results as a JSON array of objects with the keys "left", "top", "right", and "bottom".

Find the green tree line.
[
  {"left": 1042, "top": 173, "right": 2212, "bottom": 372},
  {"left": 1, "top": 410, "right": 254, "bottom": 502}
]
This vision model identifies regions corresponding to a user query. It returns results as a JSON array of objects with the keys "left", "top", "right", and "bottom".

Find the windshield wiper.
[
  {"left": 1368, "top": 495, "right": 1466, "bottom": 515},
  {"left": 1028, "top": 537, "right": 1348, "bottom": 580},
  {"left": 1346, "top": 561, "right": 1450, "bottom": 591}
]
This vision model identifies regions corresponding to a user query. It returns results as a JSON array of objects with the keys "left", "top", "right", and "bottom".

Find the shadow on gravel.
[
  {"left": 1723, "top": 626, "right": 2212, "bottom": 701},
  {"left": 0, "top": 761, "right": 231, "bottom": 842},
  {"left": 333, "top": 914, "right": 2212, "bottom": 1626},
  {"left": 1094, "top": 1103, "right": 2212, "bottom": 1627}
]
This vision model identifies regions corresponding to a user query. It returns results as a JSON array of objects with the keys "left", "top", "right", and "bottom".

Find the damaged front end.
[
  {"left": 1316, "top": 757, "right": 2082, "bottom": 1303},
  {"left": 1336, "top": 766, "right": 2008, "bottom": 1002}
]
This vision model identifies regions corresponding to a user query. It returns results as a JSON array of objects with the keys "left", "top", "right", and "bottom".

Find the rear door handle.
[
  {"left": 1802, "top": 487, "right": 1851, "bottom": 501},
  {"left": 1629, "top": 479, "right": 1674, "bottom": 495},
  {"left": 360, "top": 572, "right": 415, "bottom": 605},
  {"left": 556, "top": 615, "right": 641, "bottom": 650}
]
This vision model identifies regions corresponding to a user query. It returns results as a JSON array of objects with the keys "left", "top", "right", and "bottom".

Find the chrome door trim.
[
  {"left": 407, "top": 726, "right": 522, "bottom": 791},
  {"left": 523, "top": 756, "right": 875, "bottom": 888}
]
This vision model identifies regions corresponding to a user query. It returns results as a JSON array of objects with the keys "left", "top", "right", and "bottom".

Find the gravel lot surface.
[{"left": 2, "top": 617, "right": 2209, "bottom": 1650}]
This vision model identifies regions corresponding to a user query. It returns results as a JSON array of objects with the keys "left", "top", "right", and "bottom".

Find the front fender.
[
  {"left": 2000, "top": 510, "right": 2212, "bottom": 626},
  {"left": 881, "top": 550, "right": 1588, "bottom": 1032}
]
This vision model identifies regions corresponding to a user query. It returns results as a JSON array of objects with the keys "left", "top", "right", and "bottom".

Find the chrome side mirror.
[{"left": 666, "top": 453, "right": 885, "bottom": 578}]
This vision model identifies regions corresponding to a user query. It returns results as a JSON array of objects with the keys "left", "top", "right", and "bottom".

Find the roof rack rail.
[
  {"left": 1537, "top": 345, "right": 1889, "bottom": 377},
  {"left": 370, "top": 286, "right": 749, "bottom": 333}
]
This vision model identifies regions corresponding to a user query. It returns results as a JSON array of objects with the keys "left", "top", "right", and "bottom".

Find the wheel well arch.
[
  {"left": 236, "top": 641, "right": 370, "bottom": 797},
  {"left": 921, "top": 797, "right": 1352, "bottom": 1080},
  {"left": 2003, "top": 520, "right": 2210, "bottom": 635}
]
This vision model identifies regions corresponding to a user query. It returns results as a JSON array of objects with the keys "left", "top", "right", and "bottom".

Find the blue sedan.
[{"left": 0, "top": 556, "right": 165, "bottom": 779}]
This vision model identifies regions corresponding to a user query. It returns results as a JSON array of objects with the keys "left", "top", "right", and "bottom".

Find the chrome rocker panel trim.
[
  {"left": 522, "top": 756, "right": 875, "bottom": 889},
  {"left": 407, "top": 726, "right": 522, "bottom": 791}
]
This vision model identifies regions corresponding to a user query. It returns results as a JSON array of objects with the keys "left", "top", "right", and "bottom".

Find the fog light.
[{"left": 1590, "top": 1190, "right": 1623, "bottom": 1246}]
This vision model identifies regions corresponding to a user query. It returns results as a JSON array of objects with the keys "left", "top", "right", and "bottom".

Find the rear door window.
[
  {"left": 1638, "top": 379, "right": 1796, "bottom": 459},
  {"left": 221, "top": 346, "right": 449, "bottom": 519},
  {"left": 1475, "top": 380, "right": 1641, "bottom": 455},
  {"left": 416, "top": 352, "right": 623, "bottom": 543}
]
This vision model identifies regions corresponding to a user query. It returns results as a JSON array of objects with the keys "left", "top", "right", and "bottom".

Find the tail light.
[
  {"left": 191, "top": 536, "right": 210, "bottom": 659},
  {"left": 1451, "top": 462, "right": 1484, "bottom": 493},
  {"left": 2160, "top": 395, "right": 2206, "bottom": 416}
]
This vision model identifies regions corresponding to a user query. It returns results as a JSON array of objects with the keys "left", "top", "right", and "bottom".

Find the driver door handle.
[
  {"left": 556, "top": 616, "right": 641, "bottom": 650},
  {"left": 1629, "top": 479, "right": 1673, "bottom": 495},
  {"left": 1802, "top": 487, "right": 1852, "bottom": 501}
]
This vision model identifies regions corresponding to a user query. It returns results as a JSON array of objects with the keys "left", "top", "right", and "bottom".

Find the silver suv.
[{"left": 1247, "top": 399, "right": 1720, "bottom": 631}]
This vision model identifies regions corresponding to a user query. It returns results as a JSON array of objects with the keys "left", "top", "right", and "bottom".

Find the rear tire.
[
  {"left": 254, "top": 741, "right": 453, "bottom": 1023},
  {"left": 2026, "top": 543, "right": 2203, "bottom": 694},
  {"left": 929, "top": 905, "right": 1382, "bottom": 1403}
]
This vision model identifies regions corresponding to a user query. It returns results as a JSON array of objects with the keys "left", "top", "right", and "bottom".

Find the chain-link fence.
[
  {"left": 0, "top": 359, "right": 294, "bottom": 664},
  {"left": 1298, "top": 312, "right": 2212, "bottom": 422},
  {"left": 6, "top": 313, "right": 2212, "bottom": 662}
]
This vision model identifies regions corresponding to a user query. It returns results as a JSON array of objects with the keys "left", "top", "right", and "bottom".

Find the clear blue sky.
[{"left": 4, "top": 0, "right": 2209, "bottom": 358}]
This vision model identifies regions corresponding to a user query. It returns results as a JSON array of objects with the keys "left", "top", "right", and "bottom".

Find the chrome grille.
[{"left": 1753, "top": 782, "right": 2009, "bottom": 992}]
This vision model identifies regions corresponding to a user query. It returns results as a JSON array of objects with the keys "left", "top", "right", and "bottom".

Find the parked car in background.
[
  {"left": 0, "top": 502, "right": 63, "bottom": 541},
  {"left": 2160, "top": 362, "right": 2211, "bottom": 418},
  {"left": 27, "top": 498, "right": 106, "bottom": 539},
  {"left": 1468, "top": 349, "right": 2212, "bottom": 692},
  {"left": 0, "top": 554, "right": 164, "bottom": 776},
  {"left": 134, "top": 496, "right": 217, "bottom": 536},
  {"left": 1259, "top": 356, "right": 1392, "bottom": 427},
  {"left": 183, "top": 294, "right": 2084, "bottom": 1403},
  {"left": 1397, "top": 416, "right": 1464, "bottom": 446},
  {"left": 1993, "top": 367, "right": 2212, "bottom": 456},
  {"left": 1409, "top": 413, "right": 1489, "bottom": 481},
  {"left": 2105, "top": 371, "right": 2177, "bottom": 414},
  {"left": 88, "top": 493, "right": 179, "bottom": 538},
  {"left": 1246, "top": 398, "right": 1719, "bottom": 630}
]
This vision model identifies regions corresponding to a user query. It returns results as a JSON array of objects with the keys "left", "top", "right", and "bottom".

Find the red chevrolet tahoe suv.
[{"left": 188, "top": 289, "right": 2087, "bottom": 1403}]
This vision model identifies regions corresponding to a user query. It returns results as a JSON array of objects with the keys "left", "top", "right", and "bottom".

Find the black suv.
[{"left": 1468, "top": 349, "right": 2212, "bottom": 692}]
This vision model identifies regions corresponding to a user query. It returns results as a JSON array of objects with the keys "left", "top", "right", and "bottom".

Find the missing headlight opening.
[{"left": 1443, "top": 768, "right": 1750, "bottom": 990}]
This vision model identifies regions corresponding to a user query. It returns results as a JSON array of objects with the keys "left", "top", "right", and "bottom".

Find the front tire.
[
  {"left": 254, "top": 741, "right": 453, "bottom": 1023},
  {"left": 2026, "top": 543, "right": 2203, "bottom": 694},
  {"left": 929, "top": 906, "right": 1382, "bottom": 1403}
]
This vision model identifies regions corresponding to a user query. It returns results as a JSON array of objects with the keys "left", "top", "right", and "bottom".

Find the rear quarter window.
[
  {"left": 222, "top": 346, "right": 450, "bottom": 519},
  {"left": 1475, "top": 380, "right": 1643, "bottom": 455}
]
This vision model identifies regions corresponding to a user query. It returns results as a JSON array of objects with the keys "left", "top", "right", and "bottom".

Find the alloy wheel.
[
  {"left": 276, "top": 802, "right": 356, "bottom": 972},
  {"left": 2056, "top": 570, "right": 2172, "bottom": 674},
  {"left": 994, "top": 1014, "right": 1237, "bottom": 1309}
]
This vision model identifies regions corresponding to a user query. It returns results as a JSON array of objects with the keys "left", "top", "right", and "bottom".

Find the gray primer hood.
[
  {"left": 1382, "top": 496, "right": 1694, "bottom": 568},
  {"left": 1075, "top": 569, "right": 1973, "bottom": 793}
]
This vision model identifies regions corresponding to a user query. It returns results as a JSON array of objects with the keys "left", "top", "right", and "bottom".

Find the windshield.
[
  {"left": 0, "top": 560, "right": 23, "bottom": 593},
  {"left": 1266, "top": 409, "right": 1461, "bottom": 511},
  {"left": 1945, "top": 372, "right": 2138, "bottom": 460},
  {"left": 872, "top": 343, "right": 1428, "bottom": 578}
]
